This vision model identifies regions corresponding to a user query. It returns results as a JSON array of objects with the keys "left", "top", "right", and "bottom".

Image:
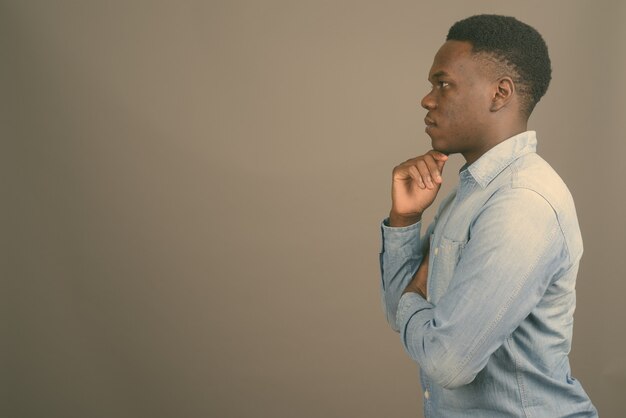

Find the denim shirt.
[{"left": 380, "top": 132, "right": 598, "bottom": 417}]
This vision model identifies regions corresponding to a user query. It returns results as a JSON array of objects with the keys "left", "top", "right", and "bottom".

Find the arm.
[
  {"left": 404, "top": 248, "right": 430, "bottom": 299},
  {"left": 397, "top": 188, "right": 565, "bottom": 389},
  {"left": 380, "top": 150, "right": 447, "bottom": 330},
  {"left": 380, "top": 220, "right": 431, "bottom": 330}
]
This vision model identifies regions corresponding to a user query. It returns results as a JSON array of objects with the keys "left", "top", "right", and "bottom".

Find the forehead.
[{"left": 429, "top": 40, "right": 481, "bottom": 79}]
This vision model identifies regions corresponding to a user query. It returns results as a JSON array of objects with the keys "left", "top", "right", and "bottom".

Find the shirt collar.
[{"left": 461, "top": 131, "right": 537, "bottom": 188}]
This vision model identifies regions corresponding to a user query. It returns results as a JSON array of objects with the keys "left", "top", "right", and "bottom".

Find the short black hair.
[{"left": 446, "top": 14, "right": 551, "bottom": 117}]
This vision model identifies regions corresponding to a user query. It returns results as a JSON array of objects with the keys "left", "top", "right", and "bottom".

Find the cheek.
[
  {"left": 452, "top": 95, "right": 485, "bottom": 122},
  {"left": 440, "top": 103, "right": 465, "bottom": 127},
  {"left": 440, "top": 103, "right": 483, "bottom": 137}
]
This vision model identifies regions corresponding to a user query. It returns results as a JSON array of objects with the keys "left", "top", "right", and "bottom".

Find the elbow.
[
  {"left": 416, "top": 352, "right": 478, "bottom": 390},
  {"left": 385, "top": 311, "right": 400, "bottom": 333},
  {"left": 439, "top": 372, "right": 476, "bottom": 390},
  {"left": 381, "top": 290, "right": 402, "bottom": 333},
  {"left": 402, "top": 315, "right": 483, "bottom": 389}
]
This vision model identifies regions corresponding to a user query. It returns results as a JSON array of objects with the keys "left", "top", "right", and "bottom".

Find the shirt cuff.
[{"left": 380, "top": 217, "right": 422, "bottom": 254}]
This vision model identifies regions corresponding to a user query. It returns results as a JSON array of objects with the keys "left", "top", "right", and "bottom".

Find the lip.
[{"left": 424, "top": 116, "right": 436, "bottom": 132}]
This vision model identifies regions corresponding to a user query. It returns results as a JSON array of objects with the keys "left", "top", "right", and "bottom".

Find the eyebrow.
[{"left": 429, "top": 70, "right": 449, "bottom": 81}]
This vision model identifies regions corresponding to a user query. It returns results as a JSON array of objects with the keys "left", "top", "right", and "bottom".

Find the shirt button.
[
  {"left": 433, "top": 247, "right": 439, "bottom": 256},
  {"left": 424, "top": 390, "right": 430, "bottom": 400}
]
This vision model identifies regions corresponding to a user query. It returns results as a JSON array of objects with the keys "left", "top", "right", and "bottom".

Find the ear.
[{"left": 490, "top": 77, "right": 515, "bottom": 112}]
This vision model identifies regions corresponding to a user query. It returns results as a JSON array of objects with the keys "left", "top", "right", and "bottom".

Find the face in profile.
[{"left": 421, "top": 40, "right": 496, "bottom": 161}]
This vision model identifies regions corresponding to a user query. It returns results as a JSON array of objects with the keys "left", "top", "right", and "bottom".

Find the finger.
[
  {"left": 416, "top": 159, "right": 434, "bottom": 189},
  {"left": 419, "top": 157, "right": 445, "bottom": 188},
  {"left": 408, "top": 165, "right": 425, "bottom": 189},
  {"left": 426, "top": 151, "right": 448, "bottom": 177},
  {"left": 422, "top": 154, "right": 443, "bottom": 184},
  {"left": 427, "top": 150, "right": 449, "bottom": 161},
  {"left": 392, "top": 163, "right": 413, "bottom": 182},
  {"left": 398, "top": 153, "right": 445, "bottom": 187},
  {"left": 402, "top": 152, "right": 446, "bottom": 167}
]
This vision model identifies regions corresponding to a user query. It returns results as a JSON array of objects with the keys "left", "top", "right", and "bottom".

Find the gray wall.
[{"left": 5, "top": 1, "right": 625, "bottom": 417}]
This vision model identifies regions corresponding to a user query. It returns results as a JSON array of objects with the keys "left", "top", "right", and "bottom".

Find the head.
[{"left": 422, "top": 15, "right": 551, "bottom": 163}]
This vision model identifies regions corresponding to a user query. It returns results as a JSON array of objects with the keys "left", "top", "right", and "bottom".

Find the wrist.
[
  {"left": 388, "top": 211, "right": 422, "bottom": 227},
  {"left": 403, "top": 285, "right": 427, "bottom": 299}
]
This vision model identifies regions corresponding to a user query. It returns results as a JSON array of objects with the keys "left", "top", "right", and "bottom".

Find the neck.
[{"left": 463, "top": 119, "right": 528, "bottom": 165}]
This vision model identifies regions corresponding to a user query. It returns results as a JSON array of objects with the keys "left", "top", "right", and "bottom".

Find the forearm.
[
  {"left": 379, "top": 218, "right": 428, "bottom": 331},
  {"left": 396, "top": 189, "right": 565, "bottom": 389},
  {"left": 403, "top": 248, "right": 430, "bottom": 299}
]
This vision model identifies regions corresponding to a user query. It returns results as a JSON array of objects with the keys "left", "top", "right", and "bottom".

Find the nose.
[{"left": 421, "top": 90, "right": 436, "bottom": 110}]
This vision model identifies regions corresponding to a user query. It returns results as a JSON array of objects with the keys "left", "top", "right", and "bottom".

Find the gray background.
[{"left": 5, "top": 1, "right": 625, "bottom": 417}]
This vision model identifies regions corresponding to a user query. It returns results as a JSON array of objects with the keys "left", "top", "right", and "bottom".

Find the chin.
[
  {"left": 431, "top": 139, "right": 455, "bottom": 156},
  {"left": 429, "top": 135, "right": 445, "bottom": 151}
]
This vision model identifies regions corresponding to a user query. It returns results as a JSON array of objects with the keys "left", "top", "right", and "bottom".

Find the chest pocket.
[{"left": 428, "top": 236, "right": 467, "bottom": 305}]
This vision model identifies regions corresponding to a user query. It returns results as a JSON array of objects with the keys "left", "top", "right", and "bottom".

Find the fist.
[{"left": 389, "top": 150, "right": 448, "bottom": 227}]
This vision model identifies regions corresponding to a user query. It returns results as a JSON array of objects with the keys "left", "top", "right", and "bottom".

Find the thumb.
[{"left": 436, "top": 158, "right": 447, "bottom": 172}]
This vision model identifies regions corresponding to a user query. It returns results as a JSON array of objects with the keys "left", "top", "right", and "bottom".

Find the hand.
[
  {"left": 389, "top": 150, "right": 448, "bottom": 227},
  {"left": 403, "top": 250, "right": 430, "bottom": 298}
]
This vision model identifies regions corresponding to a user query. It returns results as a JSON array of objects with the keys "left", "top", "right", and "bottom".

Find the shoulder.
[
  {"left": 509, "top": 153, "right": 573, "bottom": 209},
  {"left": 494, "top": 153, "right": 583, "bottom": 259}
]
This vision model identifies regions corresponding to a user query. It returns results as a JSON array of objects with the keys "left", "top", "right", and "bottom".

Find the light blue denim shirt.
[{"left": 380, "top": 131, "right": 598, "bottom": 417}]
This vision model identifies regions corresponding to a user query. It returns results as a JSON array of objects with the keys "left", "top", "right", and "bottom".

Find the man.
[{"left": 379, "top": 15, "right": 598, "bottom": 417}]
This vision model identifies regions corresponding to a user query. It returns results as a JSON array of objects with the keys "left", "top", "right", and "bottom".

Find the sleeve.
[
  {"left": 397, "top": 187, "right": 568, "bottom": 389},
  {"left": 379, "top": 218, "right": 434, "bottom": 332}
]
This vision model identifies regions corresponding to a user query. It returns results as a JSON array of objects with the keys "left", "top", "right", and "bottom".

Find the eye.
[{"left": 438, "top": 81, "right": 450, "bottom": 88}]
